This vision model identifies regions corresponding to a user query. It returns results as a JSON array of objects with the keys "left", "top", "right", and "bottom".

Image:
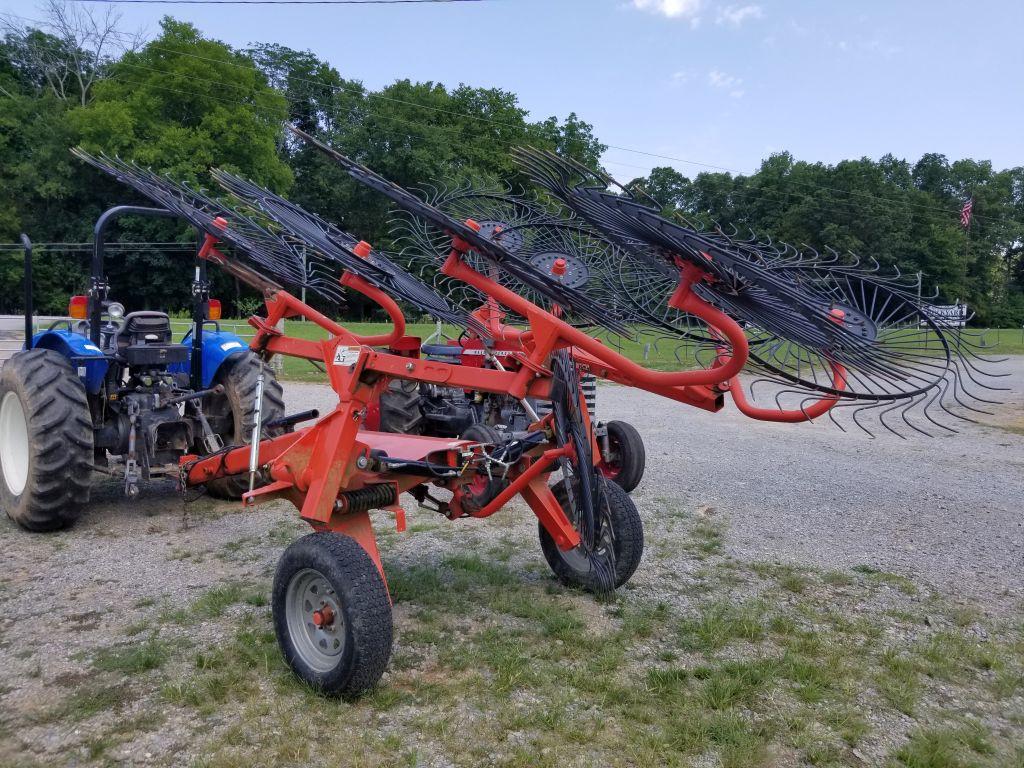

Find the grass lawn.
[{"left": 23, "top": 506, "right": 1023, "bottom": 767}]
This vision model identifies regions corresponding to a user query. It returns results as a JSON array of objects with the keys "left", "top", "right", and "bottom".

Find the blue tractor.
[{"left": 0, "top": 206, "right": 284, "bottom": 531}]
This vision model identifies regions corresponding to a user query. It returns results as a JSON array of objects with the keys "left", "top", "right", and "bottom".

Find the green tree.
[
  {"left": 66, "top": 18, "right": 292, "bottom": 311},
  {"left": 629, "top": 152, "right": 1024, "bottom": 324},
  {"left": 73, "top": 18, "right": 290, "bottom": 187}
]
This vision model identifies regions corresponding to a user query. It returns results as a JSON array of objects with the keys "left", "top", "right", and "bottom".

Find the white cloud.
[
  {"left": 708, "top": 69, "right": 741, "bottom": 89},
  {"left": 860, "top": 35, "right": 902, "bottom": 58},
  {"left": 828, "top": 34, "right": 901, "bottom": 58},
  {"left": 707, "top": 68, "right": 745, "bottom": 98},
  {"left": 716, "top": 4, "right": 763, "bottom": 26},
  {"left": 630, "top": 0, "right": 702, "bottom": 22},
  {"left": 670, "top": 70, "right": 693, "bottom": 83}
]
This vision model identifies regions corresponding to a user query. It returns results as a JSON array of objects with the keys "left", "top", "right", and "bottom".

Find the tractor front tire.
[
  {"left": 0, "top": 349, "right": 93, "bottom": 531},
  {"left": 203, "top": 351, "right": 285, "bottom": 499},
  {"left": 599, "top": 420, "right": 646, "bottom": 493},
  {"left": 539, "top": 478, "right": 644, "bottom": 592},
  {"left": 273, "top": 532, "right": 393, "bottom": 698}
]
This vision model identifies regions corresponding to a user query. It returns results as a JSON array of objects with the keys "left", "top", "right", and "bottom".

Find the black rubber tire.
[
  {"left": 538, "top": 478, "right": 644, "bottom": 591},
  {"left": 0, "top": 349, "right": 94, "bottom": 532},
  {"left": 202, "top": 351, "right": 285, "bottom": 499},
  {"left": 378, "top": 379, "right": 423, "bottom": 435},
  {"left": 273, "top": 532, "right": 393, "bottom": 698},
  {"left": 601, "top": 420, "right": 646, "bottom": 493}
]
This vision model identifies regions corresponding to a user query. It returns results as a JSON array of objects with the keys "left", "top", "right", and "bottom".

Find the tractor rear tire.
[
  {"left": 599, "top": 420, "right": 646, "bottom": 492},
  {"left": 378, "top": 379, "right": 423, "bottom": 435},
  {"left": 273, "top": 532, "right": 393, "bottom": 698},
  {"left": 203, "top": 351, "right": 285, "bottom": 499},
  {"left": 538, "top": 478, "right": 644, "bottom": 592},
  {"left": 0, "top": 349, "right": 94, "bottom": 531}
]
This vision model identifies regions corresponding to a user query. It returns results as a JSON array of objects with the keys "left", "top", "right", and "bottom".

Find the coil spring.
[{"left": 336, "top": 484, "right": 398, "bottom": 514}]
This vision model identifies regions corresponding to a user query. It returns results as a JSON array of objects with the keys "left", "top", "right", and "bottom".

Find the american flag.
[{"left": 960, "top": 197, "right": 974, "bottom": 228}]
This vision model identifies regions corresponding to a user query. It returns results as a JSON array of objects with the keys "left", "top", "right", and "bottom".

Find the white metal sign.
[
  {"left": 921, "top": 303, "right": 970, "bottom": 328},
  {"left": 332, "top": 346, "right": 361, "bottom": 366}
]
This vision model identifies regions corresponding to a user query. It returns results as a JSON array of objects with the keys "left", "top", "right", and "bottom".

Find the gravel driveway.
[
  {"left": 0, "top": 356, "right": 1021, "bottom": 766},
  {"left": 623, "top": 360, "right": 1024, "bottom": 613},
  {"left": 275, "top": 353, "right": 1024, "bottom": 612}
]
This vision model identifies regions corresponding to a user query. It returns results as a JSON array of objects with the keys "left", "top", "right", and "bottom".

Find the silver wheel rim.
[
  {"left": 0, "top": 392, "right": 29, "bottom": 496},
  {"left": 560, "top": 546, "right": 593, "bottom": 573},
  {"left": 560, "top": 528, "right": 613, "bottom": 574},
  {"left": 285, "top": 568, "right": 345, "bottom": 672},
  {"left": 558, "top": 487, "right": 615, "bottom": 576}
]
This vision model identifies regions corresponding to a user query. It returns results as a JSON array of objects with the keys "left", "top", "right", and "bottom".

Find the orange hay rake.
[{"left": 70, "top": 134, "right": 1000, "bottom": 697}]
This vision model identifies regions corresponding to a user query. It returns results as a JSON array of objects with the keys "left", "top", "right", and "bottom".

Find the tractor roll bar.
[
  {"left": 90, "top": 206, "right": 181, "bottom": 347},
  {"left": 91, "top": 205, "right": 208, "bottom": 391}
]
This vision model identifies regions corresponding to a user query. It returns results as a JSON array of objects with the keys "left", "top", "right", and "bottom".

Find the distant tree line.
[
  {"left": 626, "top": 154, "right": 1024, "bottom": 326},
  {"left": 2, "top": 5, "right": 1022, "bottom": 324}
]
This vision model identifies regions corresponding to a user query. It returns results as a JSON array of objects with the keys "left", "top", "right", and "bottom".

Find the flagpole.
[{"left": 958, "top": 216, "right": 968, "bottom": 333}]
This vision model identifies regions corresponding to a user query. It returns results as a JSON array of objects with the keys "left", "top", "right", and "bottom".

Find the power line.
[
  {"left": 4, "top": 11, "right": 1019, "bottom": 226},
  {"left": 99, "top": 68, "right": 1013, "bottom": 228},
  {"left": 68, "top": 0, "right": 486, "bottom": 4},
  {"left": 52, "top": 67, "right": 1021, "bottom": 229}
]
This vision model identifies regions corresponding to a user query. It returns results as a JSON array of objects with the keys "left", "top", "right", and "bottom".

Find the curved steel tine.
[
  {"left": 874, "top": 398, "right": 909, "bottom": 439},
  {"left": 898, "top": 394, "right": 934, "bottom": 437},
  {"left": 921, "top": 376, "right": 959, "bottom": 434},
  {"left": 849, "top": 401, "right": 879, "bottom": 438}
]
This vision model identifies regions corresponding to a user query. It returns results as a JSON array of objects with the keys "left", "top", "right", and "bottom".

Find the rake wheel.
[{"left": 539, "top": 478, "right": 643, "bottom": 591}]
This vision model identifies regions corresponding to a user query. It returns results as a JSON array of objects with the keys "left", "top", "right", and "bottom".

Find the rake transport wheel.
[
  {"left": 203, "top": 351, "right": 285, "bottom": 499},
  {"left": 538, "top": 478, "right": 644, "bottom": 592},
  {"left": 273, "top": 532, "right": 393, "bottom": 698},
  {"left": 598, "top": 420, "right": 646, "bottom": 493},
  {"left": 0, "top": 349, "right": 93, "bottom": 532},
  {"left": 378, "top": 378, "right": 424, "bottom": 435}
]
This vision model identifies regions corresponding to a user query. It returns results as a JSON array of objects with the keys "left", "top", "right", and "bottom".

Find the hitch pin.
[{"left": 248, "top": 361, "right": 266, "bottom": 498}]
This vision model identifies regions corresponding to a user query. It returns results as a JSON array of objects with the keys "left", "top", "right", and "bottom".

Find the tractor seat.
[
  {"left": 421, "top": 343, "right": 463, "bottom": 364},
  {"left": 116, "top": 311, "right": 189, "bottom": 366}
]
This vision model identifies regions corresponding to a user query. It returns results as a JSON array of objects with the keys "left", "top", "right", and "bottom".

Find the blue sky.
[{"left": 6, "top": 0, "right": 1023, "bottom": 177}]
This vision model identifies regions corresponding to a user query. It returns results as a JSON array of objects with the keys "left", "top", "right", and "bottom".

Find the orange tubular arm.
[
  {"left": 728, "top": 362, "right": 848, "bottom": 422},
  {"left": 339, "top": 272, "right": 406, "bottom": 346},
  {"left": 441, "top": 251, "right": 750, "bottom": 395},
  {"left": 250, "top": 273, "right": 406, "bottom": 354}
]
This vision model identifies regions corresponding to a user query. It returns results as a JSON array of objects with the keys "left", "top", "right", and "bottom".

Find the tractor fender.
[
  {"left": 29, "top": 330, "right": 108, "bottom": 394},
  {"left": 169, "top": 329, "right": 250, "bottom": 388}
]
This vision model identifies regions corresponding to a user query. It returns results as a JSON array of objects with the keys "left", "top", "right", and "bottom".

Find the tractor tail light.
[
  {"left": 207, "top": 299, "right": 222, "bottom": 321},
  {"left": 68, "top": 295, "right": 88, "bottom": 320}
]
